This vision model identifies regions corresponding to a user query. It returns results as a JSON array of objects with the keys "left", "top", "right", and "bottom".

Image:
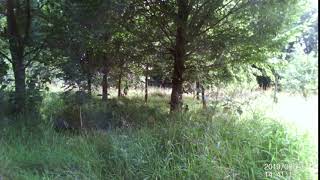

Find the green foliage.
[
  {"left": 1, "top": 0, "right": 313, "bottom": 112},
  {"left": 280, "top": 52, "right": 318, "bottom": 97},
  {"left": 0, "top": 60, "right": 8, "bottom": 88}
]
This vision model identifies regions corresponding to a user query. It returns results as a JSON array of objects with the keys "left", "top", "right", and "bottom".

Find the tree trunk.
[
  {"left": 102, "top": 69, "right": 109, "bottom": 101},
  {"left": 270, "top": 67, "right": 279, "bottom": 103},
  {"left": 6, "top": 0, "right": 31, "bottom": 112},
  {"left": 201, "top": 84, "right": 207, "bottom": 109},
  {"left": 145, "top": 64, "right": 149, "bottom": 103},
  {"left": 170, "top": 49, "right": 185, "bottom": 112},
  {"left": 160, "top": 80, "right": 164, "bottom": 89},
  {"left": 12, "top": 54, "right": 26, "bottom": 112},
  {"left": 87, "top": 73, "right": 92, "bottom": 96},
  {"left": 273, "top": 74, "right": 278, "bottom": 103},
  {"left": 86, "top": 50, "right": 92, "bottom": 96},
  {"left": 196, "top": 81, "right": 200, "bottom": 100},
  {"left": 170, "top": 0, "right": 189, "bottom": 112},
  {"left": 118, "top": 70, "right": 122, "bottom": 98},
  {"left": 123, "top": 81, "right": 128, "bottom": 96}
]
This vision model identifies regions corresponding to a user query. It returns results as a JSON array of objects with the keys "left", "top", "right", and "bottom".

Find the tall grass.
[{"left": 0, "top": 92, "right": 317, "bottom": 179}]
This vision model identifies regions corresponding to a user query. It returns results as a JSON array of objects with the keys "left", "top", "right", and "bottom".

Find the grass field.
[{"left": 0, "top": 90, "right": 318, "bottom": 179}]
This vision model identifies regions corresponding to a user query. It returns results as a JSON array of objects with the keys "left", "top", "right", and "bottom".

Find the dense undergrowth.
[{"left": 0, "top": 92, "right": 317, "bottom": 179}]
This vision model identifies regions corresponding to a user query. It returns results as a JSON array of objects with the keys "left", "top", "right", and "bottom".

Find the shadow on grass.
[{"left": 40, "top": 93, "right": 172, "bottom": 132}]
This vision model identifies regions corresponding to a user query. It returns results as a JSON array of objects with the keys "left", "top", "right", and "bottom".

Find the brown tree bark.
[
  {"left": 201, "top": 84, "right": 207, "bottom": 109},
  {"left": 101, "top": 55, "right": 110, "bottom": 101},
  {"left": 6, "top": 0, "right": 30, "bottom": 112},
  {"left": 102, "top": 69, "right": 109, "bottom": 101},
  {"left": 117, "top": 69, "right": 122, "bottom": 98},
  {"left": 123, "top": 81, "right": 128, "bottom": 96},
  {"left": 273, "top": 71, "right": 279, "bottom": 103},
  {"left": 170, "top": 0, "right": 189, "bottom": 112},
  {"left": 12, "top": 53, "right": 26, "bottom": 112},
  {"left": 145, "top": 64, "right": 149, "bottom": 103},
  {"left": 196, "top": 81, "right": 200, "bottom": 100},
  {"left": 87, "top": 73, "right": 92, "bottom": 96},
  {"left": 86, "top": 51, "right": 92, "bottom": 96}
]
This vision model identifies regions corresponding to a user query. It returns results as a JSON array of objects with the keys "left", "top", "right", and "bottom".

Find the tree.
[
  {"left": 270, "top": 3, "right": 318, "bottom": 99},
  {"left": 1, "top": 0, "right": 32, "bottom": 111},
  {"left": 132, "top": 0, "right": 304, "bottom": 112},
  {"left": 44, "top": 0, "right": 119, "bottom": 96},
  {"left": 0, "top": 0, "right": 52, "bottom": 112},
  {"left": 279, "top": 45, "right": 318, "bottom": 98}
]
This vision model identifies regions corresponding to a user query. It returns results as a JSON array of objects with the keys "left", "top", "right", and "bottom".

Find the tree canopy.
[{"left": 0, "top": 0, "right": 317, "bottom": 112}]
